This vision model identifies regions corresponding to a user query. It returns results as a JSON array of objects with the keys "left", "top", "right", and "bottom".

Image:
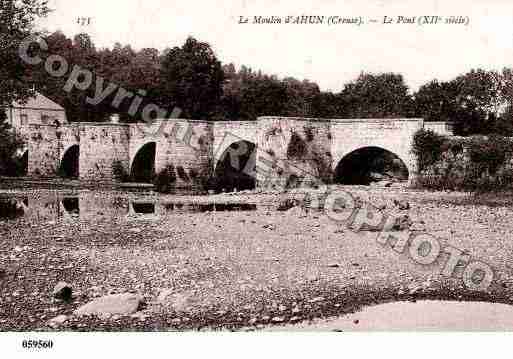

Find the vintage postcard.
[{"left": 1, "top": 0, "right": 513, "bottom": 357}]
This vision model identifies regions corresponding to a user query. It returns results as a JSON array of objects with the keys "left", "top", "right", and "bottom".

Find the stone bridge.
[{"left": 21, "top": 117, "right": 453, "bottom": 189}]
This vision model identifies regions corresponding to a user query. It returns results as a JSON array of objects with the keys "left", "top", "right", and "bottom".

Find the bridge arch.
[
  {"left": 333, "top": 146, "right": 410, "bottom": 185},
  {"left": 213, "top": 140, "right": 256, "bottom": 192},
  {"left": 130, "top": 142, "right": 156, "bottom": 183},
  {"left": 59, "top": 144, "right": 80, "bottom": 178}
]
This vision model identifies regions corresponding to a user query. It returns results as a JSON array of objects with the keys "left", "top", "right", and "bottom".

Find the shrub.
[
  {"left": 468, "top": 135, "right": 510, "bottom": 174},
  {"left": 189, "top": 168, "right": 198, "bottom": 179},
  {"left": 176, "top": 166, "right": 190, "bottom": 182},
  {"left": 277, "top": 197, "right": 302, "bottom": 211},
  {"left": 311, "top": 150, "right": 333, "bottom": 184},
  {"left": 4, "top": 153, "right": 27, "bottom": 177},
  {"left": 192, "top": 167, "right": 214, "bottom": 190},
  {"left": 412, "top": 129, "right": 446, "bottom": 172},
  {"left": 154, "top": 165, "right": 177, "bottom": 193},
  {"left": 285, "top": 174, "right": 302, "bottom": 189},
  {"left": 0, "top": 198, "right": 24, "bottom": 220},
  {"left": 287, "top": 132, "right": 307, "bottom": 159},
  {"left": 111, "top": 160, "right": 129, "bottom": 182},
  {"left": 265, "top": 127, "right": 281, "bottom": 138},
  {"left": 416, "top": 135, "right": 513, "bottom": 192},
  {"left": 304, "top": 126, "right": 315, "bottom": 142}
]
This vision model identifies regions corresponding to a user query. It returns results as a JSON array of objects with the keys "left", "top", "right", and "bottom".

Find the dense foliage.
[
  {"left": 3, "top": 1, "right": 513, "bottom": 136},
  {"left": 0, "top": 1, "right": 49, "bottom": 176},
  {"left": 111, "top": 160, "right": 129, "bottom": 182},
  {"left": 0, "top": 0, "right": 50, "bottom": 107},
  {"left": 414, "top": 131, "right": 513, "bottom": 192},
  {"left": 2, "top": 18, "right": 510, "bottom": 136},
  {"left": 153, "top": 165, "right": 177, "bottom": 193},
  {"left": 0, "top": 109, "right": 25, "bottom": 176},
  {"left": 413, "top": 70, "right": 513, "bottom": 136},
  {"left": 412, "top": 129, "right": 447, "bottom": 172}
]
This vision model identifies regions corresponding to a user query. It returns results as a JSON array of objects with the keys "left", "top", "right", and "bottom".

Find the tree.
[
  {"left": 0, "top": 109, "right": 24, "bottom": 176},
  {"left": 219, "top": 63, "right": 327, "bottom": 121},
  {"left": 0, "top": 0, "right": 49, "bottom": 175},
  {"left": 221, "top": 67, "right": 289, "bottom": 120},
  {"left": 311, "top": 91, "right": 344, "bottom": 118},
  {"left": 239, "top": 74, "right": 289, "bottom": 119},
  {"left": 494, "top": 68, "right": 513, "bottom": 135},
  {"left": 0, "top": 0, "right": 50, "bottom": 107},
  {"left": 415, "top": 69, "right": 506, "bottom": 136},
  {"left": 282, "top": 77, "right": 320, "bottom": 117},
  {"left": 414, "top": 80, "right": 460, "bottom": 122},
  {"left": 160, "top": 37, "right": 224, "bottom": 119},
  {"left": 340, "top": 72, "right": 414, "bottom": 118}
]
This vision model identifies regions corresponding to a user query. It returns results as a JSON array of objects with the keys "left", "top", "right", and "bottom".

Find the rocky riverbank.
[{"left": 1, "top": 186, "right": 513, "bottom": 331}]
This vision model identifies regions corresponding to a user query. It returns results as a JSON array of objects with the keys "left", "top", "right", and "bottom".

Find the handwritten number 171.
[{"left": 77, "top": 17, "right": 92, "bottom": 26}]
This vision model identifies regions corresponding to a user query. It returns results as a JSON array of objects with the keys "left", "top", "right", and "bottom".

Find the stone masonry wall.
[
  {"left": 24, "top": 117, "right": 453, "bottom": 189},
  {"left": 79, "top": 124, "right": 130, "bottom": 181},
  {"left": 257, "top": 117, "right": 332, "bottom": 189},
  {"left": 128, "top": 120, "right": 213, "bottom": 188},
  {"left": 157, "top": 120, "right": 213, "bottom": 188},
  {"left": 27, "top": 125, "right": 60, "bottom": 177}
]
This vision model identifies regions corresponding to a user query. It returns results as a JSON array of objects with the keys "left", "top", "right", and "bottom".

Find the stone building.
[{"left": 3, "top": 92, "right": 67, "bottom": 129}]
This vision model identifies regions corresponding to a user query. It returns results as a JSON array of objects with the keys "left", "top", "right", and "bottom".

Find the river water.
[{"left": 0, "top": 189, "right": 258, "bottom": 222}]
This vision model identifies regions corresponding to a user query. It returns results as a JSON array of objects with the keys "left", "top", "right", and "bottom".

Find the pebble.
[
  {"left": 52, "top": 281, "right": 73, "bottom": 301},
  {"left": 309, "top": 297, "right": 324, "bottom": 303},
  {"left": 48, "top": 315, "right": 68, "bottom": 328}
]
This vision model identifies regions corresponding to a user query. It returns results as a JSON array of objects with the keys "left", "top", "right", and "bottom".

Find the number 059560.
[{"left": 22, "top": 339, "right": 54, "bottom": 349}]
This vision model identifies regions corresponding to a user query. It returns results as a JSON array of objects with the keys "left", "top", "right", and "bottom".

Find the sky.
[{"left": 36, "top": 0, "right": 513, "bottom": 92}]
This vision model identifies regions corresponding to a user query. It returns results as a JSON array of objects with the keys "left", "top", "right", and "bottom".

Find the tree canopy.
[
  {"left": 340, "top": 72, "right": 414, "bottom": 118},
  {"left": 414, "top": 69, "right": 513, "bottom": 135},
  {"left": 3, "top": 3, "right": 513, "bottom": 137},
  {"left": 0, "top": 0, "right": 50, "bottom": 106},
  {"left": 0, "top": 0, "right": 49, "bottom": 175}
]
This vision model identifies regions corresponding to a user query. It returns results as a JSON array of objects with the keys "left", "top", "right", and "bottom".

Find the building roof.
[{"left": 11, "top": 92, "right": 65, "bottom": 111}]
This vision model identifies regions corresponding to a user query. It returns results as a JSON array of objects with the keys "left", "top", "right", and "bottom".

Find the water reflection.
[
  {"left": 132, "top": 202, "right": 156, "bottom": 214},
  {"left": 0, "top": 198, "right": 26, "bottom": 220},
  {"left": 161, "top": 202, "right": 257, "bottom": 213},
  {"left": 0, "top": 192, "right": 257, "bottom": 222},
  {"left": 62, "top": 197, "right": 80, "bottom": 215}
]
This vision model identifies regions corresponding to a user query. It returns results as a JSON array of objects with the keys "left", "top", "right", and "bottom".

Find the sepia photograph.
[{"left": 1, "top": 0, "right": 513, "bottom": 357}]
